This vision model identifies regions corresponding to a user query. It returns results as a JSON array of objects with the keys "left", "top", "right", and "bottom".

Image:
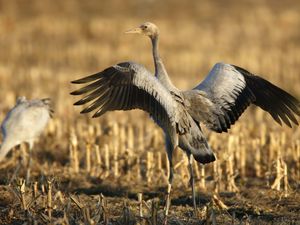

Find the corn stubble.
[{"left": 0, "top": 0, "right": 300, "bottom": 224}]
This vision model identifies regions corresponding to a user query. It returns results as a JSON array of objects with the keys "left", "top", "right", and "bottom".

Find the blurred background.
[
  {"left": 0, "top": 0, "right": 299, "bottom": 111},
  {"left": 0, "top": 0, "right": 299, "bottom": 224}
]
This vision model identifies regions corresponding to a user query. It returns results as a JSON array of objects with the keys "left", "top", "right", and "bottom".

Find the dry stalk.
[
  {"left": 69, "top": 143, "right": 73, "bottom": 173},
  {"left": 240, "top": 145, "right": 246, "bottom": 178},
  {"left": 226, "top": 155, "right": 239, "bottom": 192},
  {"left": 147, "top": 152, "right": 153, "bottom": 183},
  {"left": 113, "top": 145, "right": 119, "bottom": 177},
  {"left": 83, "top": 207, "right": 93, "bottom": 225},
  {"left": 112, "top": 123, "right": 120, "bottom": 154},
  {"left": 176, "top": 156, "right": 189, "bottom": 185},
  {"left": 212, "top": 194, "right": 228, "bottom": 210},
  {"left": 41, "top": 182, "right": 46, "bottom": 208},
  {"left": 138, "top": 193, "right": 143, "bottom": 218},
  {"left": 123, "top": 149, "right": 130, "bottom": 177},
  {"left": 152, "top": 129, "right": 159, "bottom": 149},
  {"left": 226, "top": 136, "right": 239, "bottom": 192},
  {"left": 70, "top": 131, "right": 79, "bottom": 173},
  {"left": 87, "top": 125, "right": 95, "bottom": 144},
  {"left": 174, "top": 158, "right": 185, "bottom": 170},
  {"left": 54, "top": 119, "right": 62, "bottom": 139},
  {"left": 151, "top": 199, "right": 159, "bottom": 225},
  {"left": 280, "top": 133, "right": 286, "bottom": 148},
  {"left": 100, "top": 194, "right": 109, "bottom": 225},
  {"left": 127, "top": 125, "right": 134, "bottom": 150},
  {"left": 271, "top": 158, "right": 283, "bottom": 191},
  {"left": 86, "top": 143, "right": 91, "bottom": 173},
  {"left": 157, "top": 152, "right": 162, "bottom": 171},
  {"left": 33, "top": 181, "right": 38, "bottom": 199},
  {"left": 253, "top": 139, "right": 261, "bottom": 177},
  {"left": 283, "top": 162, "right": 289, "bottom": 197},
  {"left": 54, "top": 191, "right": 65, "bottom": 204},
  {"left": 47, "top": 120, "right": 56, "bottom": 136},
  {"left": 123, "top": 200, "right": 130, "bottom": 225},
  {"left": 138, "top": 125, "right": 144, "bottom": 152},
  {"left": 47, "top": 179, "right": 52, "bottom": 221},
  {"left": 104, "top": 144, "right": 110, "bottom": 174},
  {"left": 95, "top": 145, "right": 101, "bottom": 174},
  {"left": 213, "top": 160, "right": 221, "bottom": 193},
  {"left": 260, "top": 124, "right": 267, "bottom": 147},
  {"left": 70, "top": 194, "right": 84, "bottom": 208},
  {"left": 17, "top": 178, "right": 27, "bottom": 210},
  {"left": 136, "top": 156, "right": 141, "bottom": 181},
  {"left": 269, "top": 133, "right": 278, "bottom": 165},
  {"left": 120, "top": 125, "right": 126, "bottom": 150},
  {"left": 112, "top": 122, "right": 119, "bottom": 137},
  {"left": 71, "top": 195, "right": 94, "bottom": 224},
  {"left": 296, "top": 141, "right": 300, "bottom": 180},
  {"left": 95, "top": 124, "right": 102, "bottom": 137}
]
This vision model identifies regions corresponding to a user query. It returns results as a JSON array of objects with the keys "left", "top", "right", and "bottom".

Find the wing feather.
[
  {"left": 71, "top": 62, "right": 189, "bottom": 133},
  {"left": 184, "top": 62, "right": 300, "bottom": 132}
]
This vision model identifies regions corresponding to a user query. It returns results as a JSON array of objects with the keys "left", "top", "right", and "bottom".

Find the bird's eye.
[{"left": 144, "top": 25, "right": 148, "bottom": 29}]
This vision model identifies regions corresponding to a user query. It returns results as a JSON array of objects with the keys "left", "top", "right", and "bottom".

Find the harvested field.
[{"left": 0, "top": 0, "right": 300, "bottom": 224}]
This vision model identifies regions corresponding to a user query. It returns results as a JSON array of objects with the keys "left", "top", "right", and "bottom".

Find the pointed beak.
[{"left": 124, "top": 27, "right": 142, "bottom": 34}]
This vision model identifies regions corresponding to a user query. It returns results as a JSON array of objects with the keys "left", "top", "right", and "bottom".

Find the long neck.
[{"left": 151, "top": 35, "right": 175, "bottom": 90}]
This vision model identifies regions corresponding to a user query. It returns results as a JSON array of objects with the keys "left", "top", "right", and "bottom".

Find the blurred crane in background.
[{"left": 0, "top": 97, "right": 53, "bottom": 183}]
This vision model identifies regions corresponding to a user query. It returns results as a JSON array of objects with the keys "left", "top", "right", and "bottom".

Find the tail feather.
[
  {"left": 180, "top": 131, "right": 216, "bottom": 164},
  {"left": 192, "top": 144, "right": 216, "bottom": 164},
  {"left": 190, "top": 141, "right": 216, "bottom": 164},
  {"left": 188, "top": 119, "right": 216, "bottom": 164}
]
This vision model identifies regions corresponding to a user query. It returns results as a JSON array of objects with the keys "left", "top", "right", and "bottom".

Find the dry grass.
[{"left": 0, "top": 0, "right": 300, "bottom": 224}]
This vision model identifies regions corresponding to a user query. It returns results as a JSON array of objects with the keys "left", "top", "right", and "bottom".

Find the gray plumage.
[
  {"left": 71, "top": 22, "right": 300, "bottom": 212},
  {"left": 184, "top": 63, "right": 300, "bottom": 132},
  {"left": 0, "top": 97, "right": 52, "bottom": 162}
]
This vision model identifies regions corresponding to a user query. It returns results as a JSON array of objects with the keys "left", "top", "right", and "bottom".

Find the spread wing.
[
  {"left": 71, "top": 62, "right": 189, "bottom": 134},
  {"left": 184, "top": 62, "right": 300, "bottom": 132}
]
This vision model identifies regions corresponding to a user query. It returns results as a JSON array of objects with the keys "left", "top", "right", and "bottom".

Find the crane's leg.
[
  {"left": 164, "top": 138, "right": 175, "bottom": 225},
  {"left": 9, "top": 147, "right": 22, "bottom": 184},
  {"left": 187, "top": 153, "right": 197, "bottom": 212},
  {"left": 26, "top": 141, "right": 34, "bottom": 184},
  {"left": 165, "top": 151, "right": 173, "bottom": 217}
]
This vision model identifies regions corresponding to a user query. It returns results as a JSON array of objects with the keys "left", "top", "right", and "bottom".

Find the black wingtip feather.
[
  {"left": 233, "top": 65, "right": 300, "bottom": 127},
  {"left": 70, "top": 90, "right": 81, "bottom": 95},
  {"left": 74, "top": 99, "right": 85, "bottom": 106},
  {"left": 71, "top": 72, "right": 103, "bottom": 84}
]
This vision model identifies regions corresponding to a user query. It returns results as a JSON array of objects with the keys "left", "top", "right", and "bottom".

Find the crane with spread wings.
[{"left": 71, "top": 22, "right": 300, "bottom": 217}]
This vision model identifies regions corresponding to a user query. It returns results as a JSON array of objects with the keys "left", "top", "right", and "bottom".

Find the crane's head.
[{"left": 125, "top": 22, "right": 159, "bottom": 39}]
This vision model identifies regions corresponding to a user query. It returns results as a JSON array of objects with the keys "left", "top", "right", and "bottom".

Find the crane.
[
  {"left": 0, "top": 97, "right": 53, "bottom": 182},
  {"left": 71, "top": 22, "right": 300, "bottom": 217}
]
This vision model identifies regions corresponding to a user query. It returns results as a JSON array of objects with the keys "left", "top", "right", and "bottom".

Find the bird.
[
  {"left": 0, "top": 97, "right": 53, "bottom": 182},
  {"left": 70, "top": 22, "right": 300, "bottom": 216}
]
